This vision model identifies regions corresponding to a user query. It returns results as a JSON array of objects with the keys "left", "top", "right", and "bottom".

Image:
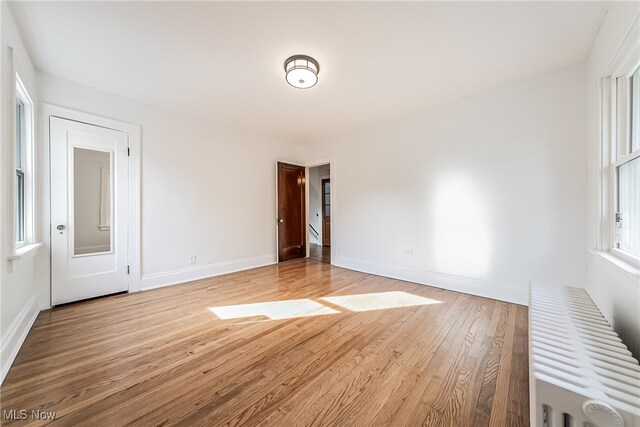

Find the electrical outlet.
[
  {"left": 404, "top": 248, "right": 413, "bottom": 255},
  {"left": 189, "top": 255, "right": 197, "bottom": 264}
]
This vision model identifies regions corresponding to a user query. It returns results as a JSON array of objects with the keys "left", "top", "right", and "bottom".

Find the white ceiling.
[{"left": 11, "top": 1, "right": 607, "bottom": 144}]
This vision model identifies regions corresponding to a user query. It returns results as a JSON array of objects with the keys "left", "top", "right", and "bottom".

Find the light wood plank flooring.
[{"left": 0, "top": 259, "right": 528, "bottom": 426}]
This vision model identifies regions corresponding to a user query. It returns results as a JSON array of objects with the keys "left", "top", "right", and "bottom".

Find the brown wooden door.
[
  {"left": 277, "top": 162, "right": 306, "bottom": 262},
  {"left": 322, "top": 178, "right": 331, "bottom": 247}
]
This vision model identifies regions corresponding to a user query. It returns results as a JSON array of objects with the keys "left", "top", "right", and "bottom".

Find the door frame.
[
  {"left": 41, "top": 103, "right": 141, "bottom": 306},
  {"left": 274, "top": 157, "right": 335, "bottom": 265},
  {"left": 321, "top": 177, "right": 330, "bottom": 247},
  {"left": 304, "top": 157, "right": 334, "bottom": 264}
]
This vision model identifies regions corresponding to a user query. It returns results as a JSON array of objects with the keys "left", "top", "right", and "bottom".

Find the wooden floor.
[
  {"left": 1, "top": 260, "right": 529, "bottom": 426},
  {"left": 309, "top": 244, "right": 330, "bottom": 264}
]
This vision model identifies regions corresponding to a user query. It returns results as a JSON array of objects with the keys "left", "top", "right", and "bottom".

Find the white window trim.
[
  {"left": 597, "top": 18, "right": 640, "bottom": 271},
  {"left": 9, "top": 243, "right": 43, "bottom": 262},
  {"left": 15, "top": 73, "right": 35, "bottom": 249},
  {"left": 7, "top": 48, "right": 40, "bottom": 261}
]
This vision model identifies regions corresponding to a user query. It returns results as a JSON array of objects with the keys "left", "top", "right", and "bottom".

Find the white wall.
[
  {"left": 37, "top": 73, "right": 301, "bottom": 296},
  {"left": 0, "top": 2, "right": 44, "bottom": 382},
  {"left": 585, "top": 3, "right": 640, "bottom": 358},
  {"left": 302, "top": 63, "right": 588, "bottom": 305}
]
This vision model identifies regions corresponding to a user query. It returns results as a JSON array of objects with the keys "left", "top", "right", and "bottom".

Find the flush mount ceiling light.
[{"left": 284, "top": 55, "right": 320, "bottom": 89}]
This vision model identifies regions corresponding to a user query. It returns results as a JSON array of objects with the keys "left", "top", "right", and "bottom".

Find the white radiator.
[{"left": 529, "top": 284, "right": 640, "bottom": 427}]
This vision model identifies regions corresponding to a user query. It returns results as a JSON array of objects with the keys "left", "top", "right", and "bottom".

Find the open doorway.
[{"left": 308, "top": 164, "right": 330, "bottom": 263}]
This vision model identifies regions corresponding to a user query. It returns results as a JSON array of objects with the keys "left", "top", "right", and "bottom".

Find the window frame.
[
  {"left": 15, "top": 96, "right": 26, "bottom": 245},
  {"left": 14, "top": 72, "right": 35, "bottom": 251},
  {"left": 600, "top": 45, "right": 640, "bottom": 269}
]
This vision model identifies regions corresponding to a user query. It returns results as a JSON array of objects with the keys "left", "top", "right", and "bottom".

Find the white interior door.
[{"left": 51, "top": 117, "right": 129, "bottom": 305}]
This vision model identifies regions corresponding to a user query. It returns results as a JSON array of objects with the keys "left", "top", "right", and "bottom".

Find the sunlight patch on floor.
[
  {"left": 208, "top": 291, "right": 442, "bottom": 321},
  {"left": 209, "top": 298, "right": 339, "bottom": 320},
  {"left": 321, "top": 291, "right": 441, "bottom": 312}
]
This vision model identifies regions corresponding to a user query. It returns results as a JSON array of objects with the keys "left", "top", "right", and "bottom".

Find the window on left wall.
[{"left": 15, "top": 73, "right": 34, "bottom": 248}]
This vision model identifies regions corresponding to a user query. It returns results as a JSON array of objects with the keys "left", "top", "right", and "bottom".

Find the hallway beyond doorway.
[{"left": 309, "top": 243, "right": 330, "bottom": 264}]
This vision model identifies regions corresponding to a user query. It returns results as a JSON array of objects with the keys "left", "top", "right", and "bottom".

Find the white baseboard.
[
  {"left": 140, "top": 254, "right": 277, "bottom": 291},
  {"left": 333, "top": 256, "right": 528, "bottom": 305},
  {"left": 1, "top": 295, "right": 39, "bottom": 384}
]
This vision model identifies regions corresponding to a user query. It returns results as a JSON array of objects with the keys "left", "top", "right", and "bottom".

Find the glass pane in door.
[{"left": 73, "top": 147, "right": 112, "bottom": 255}]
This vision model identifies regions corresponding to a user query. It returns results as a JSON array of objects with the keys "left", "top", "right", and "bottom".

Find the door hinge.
[
  {"left": 127, "top": 147, "right": 130, "bottom": 157},
  {"left": 127, "top": 265, "right": 130, "bottom": 274}
]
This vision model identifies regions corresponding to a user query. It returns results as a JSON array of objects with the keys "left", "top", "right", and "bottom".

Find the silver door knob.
[
  {"left": 278, "top": 218, "right": 284, "bottom": 224},
  {"left": 56, "top": 224, "right": 66, "bottom": 230}
]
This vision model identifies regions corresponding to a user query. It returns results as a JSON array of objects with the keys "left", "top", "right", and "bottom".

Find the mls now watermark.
[{"left": 3, "top": 409, "right": 57, "bottom": 421}]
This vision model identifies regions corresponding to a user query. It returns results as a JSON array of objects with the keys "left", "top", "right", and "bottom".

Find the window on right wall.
[{"left": 610, "top": 66, "right": 640, "bottom": 265}]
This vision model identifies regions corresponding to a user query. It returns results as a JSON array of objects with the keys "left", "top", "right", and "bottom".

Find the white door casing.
[{"left": 50, "top": 117, "right": 128, "bottom": 305}]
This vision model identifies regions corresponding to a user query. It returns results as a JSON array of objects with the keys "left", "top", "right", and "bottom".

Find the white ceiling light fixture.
[{"left": 284, "top": 55, "right": 320, "bottom": 89}]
